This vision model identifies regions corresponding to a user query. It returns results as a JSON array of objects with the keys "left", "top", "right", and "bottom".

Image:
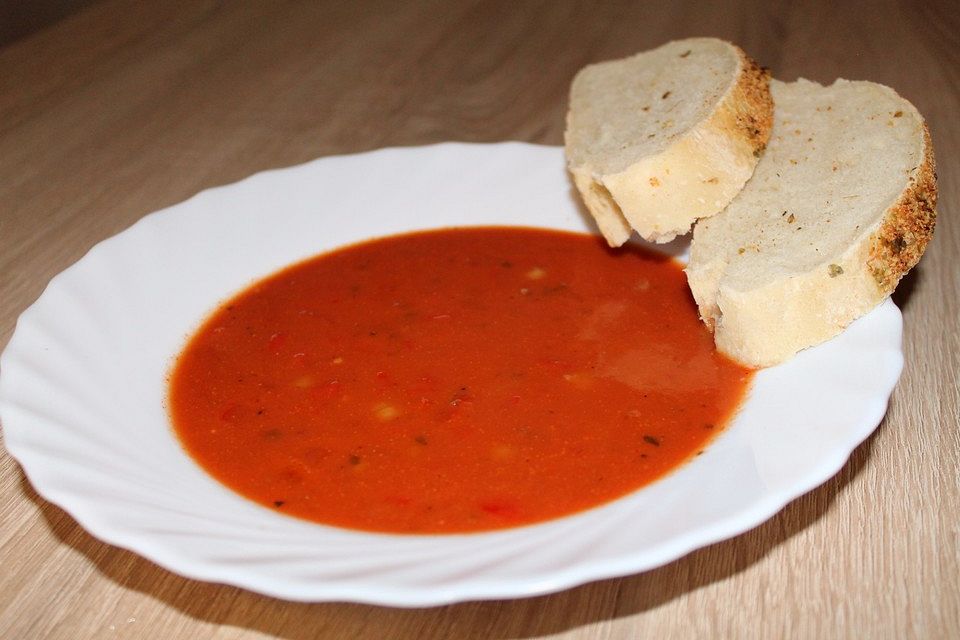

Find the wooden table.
[{"left": 1, "top": 1, "right": 957, "bottom": 637}]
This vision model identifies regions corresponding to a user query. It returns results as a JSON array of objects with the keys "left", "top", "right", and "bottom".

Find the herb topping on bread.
[
  {"left": 565, "top": 38, "right": 773, "bottom": 245},
  {"left": 686, "top": 78, "right": 937, "bottom": 367}
]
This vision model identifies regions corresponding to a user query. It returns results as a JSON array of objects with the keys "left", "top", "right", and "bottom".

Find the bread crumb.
[
  {"left": 828, "top": 264, "right": 844, "bottom": 277},
  {"left": 787, "top": 213, "right": 796, "bottom": 223},
  {"left": 649, "top": 177, "right": 661, "bottom": 187},
  {"left": 662, "top": 90, "right": 672, "bottom": 99},
  {"left": 894, "top": 110, "right": 903, "bottom": 117},
  {"left": 705, "top": 177, "right": 719, "bottom": 184},
  {"left": 680, "top": 50, "right": 691, "bottom": 58}
]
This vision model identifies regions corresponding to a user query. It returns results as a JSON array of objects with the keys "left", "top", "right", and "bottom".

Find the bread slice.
[
  {"left": 565, "top": 38, "right": 773, "bottom": 246},
  {"left": 686, "top": 78, "right": 937, "bottom": 367}
]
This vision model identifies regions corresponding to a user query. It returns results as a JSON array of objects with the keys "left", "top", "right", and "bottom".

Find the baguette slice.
[
  {"left": 686, "top": 78, "right": 937, "bottom": 367},
  {"left": 565, "top": 38, "right": 773, "bottom": 246}
]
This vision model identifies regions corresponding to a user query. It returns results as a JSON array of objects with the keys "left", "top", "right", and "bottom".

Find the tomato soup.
[{"left": 169, "top": 227, "right": 752, "bottom": 533}]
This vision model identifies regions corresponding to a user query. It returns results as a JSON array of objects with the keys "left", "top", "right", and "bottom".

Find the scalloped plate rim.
[{"left": 0, "top": 142, "right": 903, "bottom": 607}]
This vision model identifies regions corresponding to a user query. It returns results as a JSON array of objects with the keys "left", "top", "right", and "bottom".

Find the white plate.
[{"left": 0, "top": 143, "right": 902, "bottom": 607}]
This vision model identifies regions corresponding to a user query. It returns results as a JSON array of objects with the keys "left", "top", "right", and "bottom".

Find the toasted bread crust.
[
  {"left": 868, "top": 122, "right": 938, "bottom": 293},
  {"left": 706, "top": 48, "right": 773, "bottom": 162},
  {"left": 685, "top": 79, "right": 937, "bottom": 367},
  {"left": 566, "top": 40, "right": 773, "bottom": 245}
]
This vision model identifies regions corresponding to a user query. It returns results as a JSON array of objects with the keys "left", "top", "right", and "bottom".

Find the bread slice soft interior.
[
  {"left": 686, "top": 78, "right": 937, "bottom": 367},
  {"left": 565, "top": 38, "right": 773, "bottom": 246}
]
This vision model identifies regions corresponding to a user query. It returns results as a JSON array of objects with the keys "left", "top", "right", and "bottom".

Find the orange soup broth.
[{"left": 169, "top": 227, "right": 753, "bottom": 533}]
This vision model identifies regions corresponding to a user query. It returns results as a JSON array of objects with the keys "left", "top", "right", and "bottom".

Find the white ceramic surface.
[{"left": 0, "top": 143, "right": 903, "bottom": 607}]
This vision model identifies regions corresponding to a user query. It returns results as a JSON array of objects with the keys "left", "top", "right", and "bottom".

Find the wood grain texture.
[
  {"left": 1, "top": 0, "right": 957, "bottom": 637},
  {"left": 0, "top": 0, "right": 97, "bottom": 47}
]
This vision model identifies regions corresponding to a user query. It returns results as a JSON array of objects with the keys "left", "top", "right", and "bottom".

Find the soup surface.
[{"left": 169, "top": 227, "right": 752, "bottom": 533}]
